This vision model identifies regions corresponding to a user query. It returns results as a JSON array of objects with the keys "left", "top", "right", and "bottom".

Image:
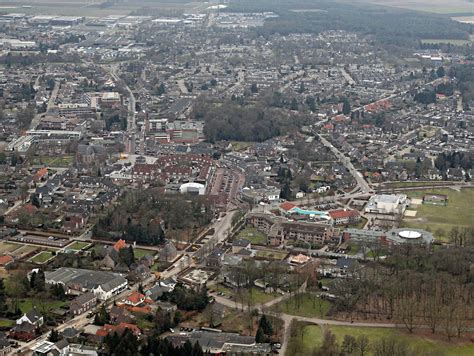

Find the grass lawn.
[
  {"left": 237, "top": 227, "right": 267, "bottom": 245},
  {"left": 272, "top": 293, "right": 330, "bottom": 318},
  {"left": 0, "top": 242, "right": 21, "bottom": 253},
  {"left": 215, "top": 284, "right": 279, "bottom": 306},
  {"left": 30, "top": 155, "right": 74, "bottom": 167},
  {"left": 66, "top": 241, "right": 90, "bottom": 251},
  {"left": 92, "top": 244, "right": 106, "bottom": 253},
  {"left": 402, "top": 188, "right": 474, "bottom": 240},
  {"left": 348, "top": 217, "right": 367, "bottom": 230},
  {"left": 134, "top": 248, "right": 156, "bottom": 259},
  {"left": 346, "top": 244, "right": 360, "bottom": 256},
  {"left": 29, "top": 251, "right": 54, "bottom": 264},
  {"left": 0, "top": 319, "right": 14, "bottom": 328},
  {"left": 19, "top": 298, "right": 67, "bottom": 314},
  {"left": 381, "top": 181, "right": 453, "bottom": 189},
  {"left": 136, "top": 317, "right": 154, "bottom": 331},
  {"left": 288, "top": 322, "right": 474, "bottom": 356},
  {"left": 256, "top": 250, "right": 288, "bottom": 260}
]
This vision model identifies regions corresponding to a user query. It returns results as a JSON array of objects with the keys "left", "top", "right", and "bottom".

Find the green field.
[
  {"left": 256, "top": 250, "right": 288, "bottom": 260},
  {"left": 30, "top": 155, "right": 74, "bottom": 167},
  {"left": 381, "top": 181, "right": 453, "bottom": 189},
  {"left": 29, "top": 251, "right": 54, "bottom": 264},
  {"left": 66, "top": 241, "right": 90, "bottom": 251},
  {"left": 287, "top": 322, "right": 474, "bottom": 356},
  {"left": 237, "top": 227, "right": 268, "bottom": 245},
  {"left": 19, "top": 298, "right": 67, "bottom": 314},
  {"left": 134, "top": 248, "right": 156, "bottom": 259},
  {"left": 402, "top": 188, "right": 474, "bottom": 240},
  {"left": 215, "top": 284, "right": 280, "bottom": 306},
  {"left": 272, "top": 293, "right": 330, "bottom": 318},
  {"left": 351, "top": 0, "right": 474, "bottom": 14},
  {"left": 0, "top": 0, "right": 209, "bottom": 16}
]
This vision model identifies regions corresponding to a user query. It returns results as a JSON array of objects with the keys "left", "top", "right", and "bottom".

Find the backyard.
[
  {"left": 19, "top": 298, "right": 67, "bottom": 314},
  {"left": 402, "top": 188, "right": 474, "bottom": 241},
  {"left": 134, "top": 248, "right": 156, "bottom": 259}
]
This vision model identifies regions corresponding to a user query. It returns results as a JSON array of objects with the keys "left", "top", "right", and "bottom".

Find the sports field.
[{"left": 402, "top": 188, "right": 474, "bottom": 241}]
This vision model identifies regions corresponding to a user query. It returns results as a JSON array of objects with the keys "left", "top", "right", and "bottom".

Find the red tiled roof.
[
  {"left": 96, "top": 322, "right": 141, "bottom": 337},
  {"left": 125, "top": 291, "right": 145, "bottom": 305},
  {"left": 113, "top": 239, "right": 127, "bottom": 251},
  {"left": 0, "top": 255, "right": 13, "bottom": 266},
  {"left": 22, "top": 204, "right": 38, "bottom": 215},
  {"left": 35, "top": 168, "right": 48, "bottom": 179},
  {"left": 280, "top": 202, "right": 297, "bottom": 211},
  {"left": 329, "top": 210, "right": 360, "bottom": 219}
]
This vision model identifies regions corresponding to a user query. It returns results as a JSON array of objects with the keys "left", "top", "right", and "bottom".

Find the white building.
[
  {"left": 180, "top": 182, "right": 206, "bottom": 195},
  {"left": 364, "top": 194, "right": 408, "bottom": 215}
]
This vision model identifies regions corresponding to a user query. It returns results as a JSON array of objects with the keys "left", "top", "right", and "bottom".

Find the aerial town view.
[{"left": 0, "top": 0, "right": 472, "bottom": 355}]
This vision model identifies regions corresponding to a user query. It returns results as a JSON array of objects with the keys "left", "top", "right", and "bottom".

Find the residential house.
[
  {"left": 155, "top": 301, "right": 177, "bottom": 313},
  {"left": 16, "top": 308, "right": 43, "bottom": 327},
  {"left": 69, "top": 292, "right": 97, "bottom": 316},
  {"left": 231, "top": 238, "right": 251, "bottom": 253},
  {"left": 328, "top": 209, "right": 361, "bottom": 226},
  {"left": 9, "top": 322, "right": 37, "bottom": 341},
  {"left": 206, "top": 248, "right": 225, "bottom": 268},
  {"left": 123, "top": 291, "right": 146, "bottom": 307},
  {"left": 96, "top": 323, "right": 141, "bottom": 338},
  {"left": 159, "top": 242, "right": 177, "bottom": 262}
]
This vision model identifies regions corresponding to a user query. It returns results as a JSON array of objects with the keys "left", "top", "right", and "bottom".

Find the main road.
[
  {"left": 101, "top": 64, "right": 137, "bottom": 153},
  {"left": 316, "top": 132, "right": 371, "bottom": 193}
]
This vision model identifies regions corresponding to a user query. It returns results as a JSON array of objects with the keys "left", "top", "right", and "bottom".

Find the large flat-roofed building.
[
  {"left": 26, "top": 129, "right": 82, "bottom": 141},
  {"left": 342, "top": 227, "right": 434, "bottom": 245},
  {"left": 58, "top": 103, "right": 96, "bottom": 116},
  {"left": 364, "top": 194, "right": 407, "bottom": 215},
  {"left": 44, "top": 267, "right": 127, "bottom": 300},
  {"left": 5, "top": 135, "right": 37, "bottom": 156},
  {"left": 246, "top": 212, "right": 337, "bottom": 246},
  {"left": 167, "top": 330, "right": 271, "bottom": 355}
]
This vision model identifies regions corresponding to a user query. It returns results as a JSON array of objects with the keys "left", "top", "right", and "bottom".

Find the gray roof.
[
  {"left": 232, "top": 238, "right": 251, "bottom": 247},
  {"left": 45, "top": 267, "right": 126, "bottom": 292},
  {"left": 71, "top": 292, "right": 96, "bottom": 306},
  {"left": 168, "top": 330, "right": 256, "bottom": 351},
  {"left": 25, "top": 308, "right": 42, "bottom": 323}
]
